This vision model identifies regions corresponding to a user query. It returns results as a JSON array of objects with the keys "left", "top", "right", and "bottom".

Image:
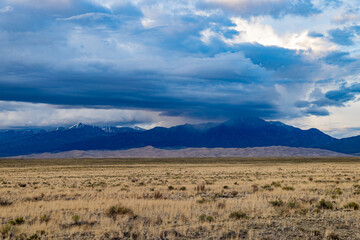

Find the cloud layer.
[{"left": 0, "top": 0, "right": 360, "bottom": 134}]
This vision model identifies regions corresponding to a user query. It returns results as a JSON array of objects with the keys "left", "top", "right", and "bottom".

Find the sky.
[{"left": 0, "top": 0, "right": 360, "bottom": 138}]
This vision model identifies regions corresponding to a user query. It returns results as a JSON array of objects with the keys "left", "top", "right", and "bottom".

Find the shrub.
[
  {"left": 0, "top": 224, "right": 18, "bottom": 237},
  {"left": 72, "top": 215, "right": 80, "bottom": 224},
  {"left": 262, "top": 184, "right": 274, "bottom": 191},
  {"left": 287, "top": 200, "right": 300, "bottom": 209},
  {"left": 326, "top": 232, "right": 341, "bottom": 240},
  {"left": 9, "top": 217, "right": 24, "bottom": 226},
  {"left": 223, "top": 185, "right": 229, "bottom": 189},
  {"left": 0, "top": 198, "right": 12, "bottom": 206},
  {"left": 271, "top": 182, "right": 281, "bottom": 187},
  {"left": 196, "top": 184, "right": 206, "bottom": 192},
  {"left": 28, "top": 233, "right": 41, "bottom": 240},
  {"left": 154, "top": 191, "right": 163, "bottom": 199},
  {"left": 353, "top": 189, "right": 360, "bottom": 195},
  {"left": 282, "top": 186, "right": 294, "bottom": 191},
  {"left": 229, "top": 211, "right": 248, "bottom": 220},
  {"left": 344, "top": 202, "right": 359, "bottom": 210},
  {"left": 269, "top": 199, "right": 284, "bottom": 207},
  {"left": 251, "top": 184, "right": 259, "bottom": 193},
  {"left": 40, "top": 214, "right": 51, "bottom": 223},
  {"left": 299, "top": 208, "right": 308, "bottom": 216},
  {"left": 179, "top": 186, "right": 186, "bottom": 191},
  {"left": 206, "top": 215, "right": 214, "bottom": 222},
  {"left": 199, "top": 214, "right": 214, "bottom": 222},
  {"left": 231, "top": 191, "right": 238, "bottom": 197},
  {"left": 168, "top": 186, "right": 174, "bottom": 190},
  {"left": 334, "top": 188, "right": 342, "bottom": 195},
  {"left": 329, "top": 188, "right": 342, "bottom": 197},
  {"left": 217, "top": 201, "right": 226, "bottom": 209},
  {"left": 197, "top": 198, "right": 207, "bottom": 204},
  {"left": 0, "top": 224, "right": 11, "bottom": 235},
  {"left": 317, "top": 199, "right": 333, "bottom": 210},
  {"left": 199, "top": 214, "right": 206, "bottom": 222},
  {"left": 106, "top": 204, "right": 133, "bottom": 218}
]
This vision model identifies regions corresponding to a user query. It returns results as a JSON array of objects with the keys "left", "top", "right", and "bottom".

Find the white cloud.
[
  {"left": 0, "top": 6, "right": 13, "bottom": 13},
  {"left": 0, "top": 101, "right": 190, "bottom": 129},
  {"left": 283, "top": 100, "right": 360, "bottom": 138},
  {"left": 88, "top": 0, "right": 141, "bottom": 9},
  {"left": 57, "top": 12, "right": 114, "bottom": 21},
  {"left": 205, "top": 0, "right": 286, "bottom": 14},
  {"left": 225, "top": 17, "right": 335, "bottom": 54},
  {"left": 333, "top": 13, "right": 359, "bottom": 24}
]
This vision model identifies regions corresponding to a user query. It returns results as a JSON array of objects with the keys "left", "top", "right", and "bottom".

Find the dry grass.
[{"left": 0, "top": 157, "right": 360, "bottom": 239}]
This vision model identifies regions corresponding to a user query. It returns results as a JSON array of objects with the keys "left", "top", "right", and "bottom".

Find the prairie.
[{"left": 1, "top": 157, "right": 360, "bottom": 239}]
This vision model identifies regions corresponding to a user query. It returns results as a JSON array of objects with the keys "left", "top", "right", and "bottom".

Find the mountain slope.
[
  {"left": 323, "top": 135, "right": 360, "bottom": 154},
  {"left": 56, "top": 118, "right": 336, "bottom": 152},
  {"left": 0, "top": 117, "right": 358, "bottom": 157},
  {"left": 0, "top": 124, "right": 144, "bottom": 157},
  {"left": 201, "top": 118, "right": 335, "bottom": 148}
]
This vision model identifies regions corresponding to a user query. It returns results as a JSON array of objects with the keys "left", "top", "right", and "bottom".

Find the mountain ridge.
[{"left": 0, "top": 117, "right": 359, "bottom": 157}]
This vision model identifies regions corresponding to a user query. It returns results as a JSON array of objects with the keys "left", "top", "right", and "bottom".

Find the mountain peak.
[
  {"left": 224, "top": 117, "right": 267, "bottom": 127},
  {"left": 133, "top": 126, "right": 145, "bottom": 131},
  {"left": 101, "top": 126, "right": 145, "bottom": 133},
  {"left": 69, "top": 122, "right": 86, "bottom": 129}
]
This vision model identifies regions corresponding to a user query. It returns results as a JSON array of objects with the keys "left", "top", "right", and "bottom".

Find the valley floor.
[{"left": 1, "top": 157, "right": 360, "bottom": 239}]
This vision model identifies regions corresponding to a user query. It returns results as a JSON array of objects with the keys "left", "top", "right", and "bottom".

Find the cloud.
[
  {"left": 226, "top": 17, "right": 332, "bottom": 53},
  {"left": 0, "top": 6, "right": 13, "bottom": 13},
  {"left": 325, "top": 83, "right": 360, "bottom": 103},
  {"left": 328, "top": 25, "right": 360, "bottom": 46},
  {"left": 323, "top": 51, "right": 356, "bottom": 66},
  {"left": 305, "top": 107, "right": 330, "bottom": 116},
  {"left": 0, "top": 0, "right": 359, "bottom": 131},
  {"left": 238, "top": 44, "right": 312, "bottom": 72},
  {"left": 332, "top": 12, "right": 359, "bottom": 24},
  {"left": 58, "top": 12, "right": 114, "bottom": 21},
  {"left": 203, "top": 0, "right": 320, "bottom": 18},
  {"left": 0, "top": 50, "right": 283, "bottom": 120},
  {"left": 297, "top": 83, "right": 360, "bottom": 112},
  {"left": 0, "top": 101, "right": 171, "bottom": 128},
  {"left": 308, "top": 31, "right": 324, "bottom": 38},
  {"left": 293, "top": 82, "right": 360, "bottom": 116}
]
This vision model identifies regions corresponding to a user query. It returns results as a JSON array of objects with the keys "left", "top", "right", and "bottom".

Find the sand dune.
[{"left": 9, "top": 146, "right": 351, "bottom": 159}]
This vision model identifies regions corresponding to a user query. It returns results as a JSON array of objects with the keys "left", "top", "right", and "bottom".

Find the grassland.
[{"left": 1, "top": 157, "right": 360, "bottom": 239}]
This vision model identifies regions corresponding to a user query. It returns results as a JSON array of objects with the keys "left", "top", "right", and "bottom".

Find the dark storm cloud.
[
  {"left": 296, "top": 83, "right": 360, "bottom": 113},
  {"left": 238, "top": 44, "right": 314, "bottom": 75},
  {"left": 0, "top": 0, "right": 359, "bottom": 125},
  {"left": 325, "top": 83, "right": 360, "bottom": 103},
  {"left": 0, "top": 52, "right": 282, "bottom": 119},
  {"left": 305, "top": 107, "right": 330, "bottom": 116}
]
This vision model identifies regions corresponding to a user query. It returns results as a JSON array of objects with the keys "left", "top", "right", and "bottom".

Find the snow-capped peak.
[{"left": 69, "top": 122, "right": 86, "bottom": 129}]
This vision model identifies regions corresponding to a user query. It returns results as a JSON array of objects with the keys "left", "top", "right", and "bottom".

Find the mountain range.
[{"left": 0, "top": 117, "right": 359, "bottom": 157}]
